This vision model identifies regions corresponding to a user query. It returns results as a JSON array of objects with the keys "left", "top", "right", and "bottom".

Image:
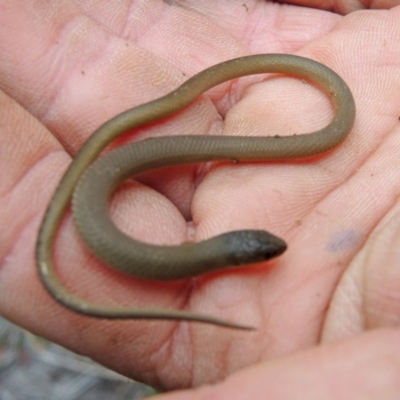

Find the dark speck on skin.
[{"left": 326, "top": 229, "right": 360, "bottom": 252}]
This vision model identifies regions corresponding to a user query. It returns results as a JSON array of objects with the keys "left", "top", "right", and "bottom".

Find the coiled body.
[{"left": 36, "top": 54, "right": 355, "bottom": 329}]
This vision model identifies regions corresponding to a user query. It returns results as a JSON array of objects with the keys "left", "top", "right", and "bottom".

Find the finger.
[
  {"left": 0, "top": 89, "right": 70, "bottom": 335},
  {"left": 154, "top": 329, "right": 400, "bottom": 399}
]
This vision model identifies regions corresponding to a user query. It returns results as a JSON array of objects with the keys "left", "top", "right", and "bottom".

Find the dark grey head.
[{"left": 222, "top": 230, "right": 287, "bottom": 266}]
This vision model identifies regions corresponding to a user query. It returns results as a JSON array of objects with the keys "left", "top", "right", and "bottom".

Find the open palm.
[{"left": 1, "top": 0, "right": 400, "bottom": 397}]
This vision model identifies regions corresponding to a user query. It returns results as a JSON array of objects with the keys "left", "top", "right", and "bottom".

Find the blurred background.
[{"left": 0, "top": 317, "right": 156, "bottom": 399}]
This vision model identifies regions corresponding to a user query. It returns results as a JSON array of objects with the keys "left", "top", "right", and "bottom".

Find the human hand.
[{"left": 0, "top": 0, "right": 399, "bottom": 396}]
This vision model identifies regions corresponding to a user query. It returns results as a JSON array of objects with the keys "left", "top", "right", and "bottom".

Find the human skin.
[{"left": 0, "top": 0, "right": 400, "bottom": 397}]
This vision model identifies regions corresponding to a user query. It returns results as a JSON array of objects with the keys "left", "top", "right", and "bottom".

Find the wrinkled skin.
[{"left": 1, "top": 0, "right": 400, "bottom": 398}]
